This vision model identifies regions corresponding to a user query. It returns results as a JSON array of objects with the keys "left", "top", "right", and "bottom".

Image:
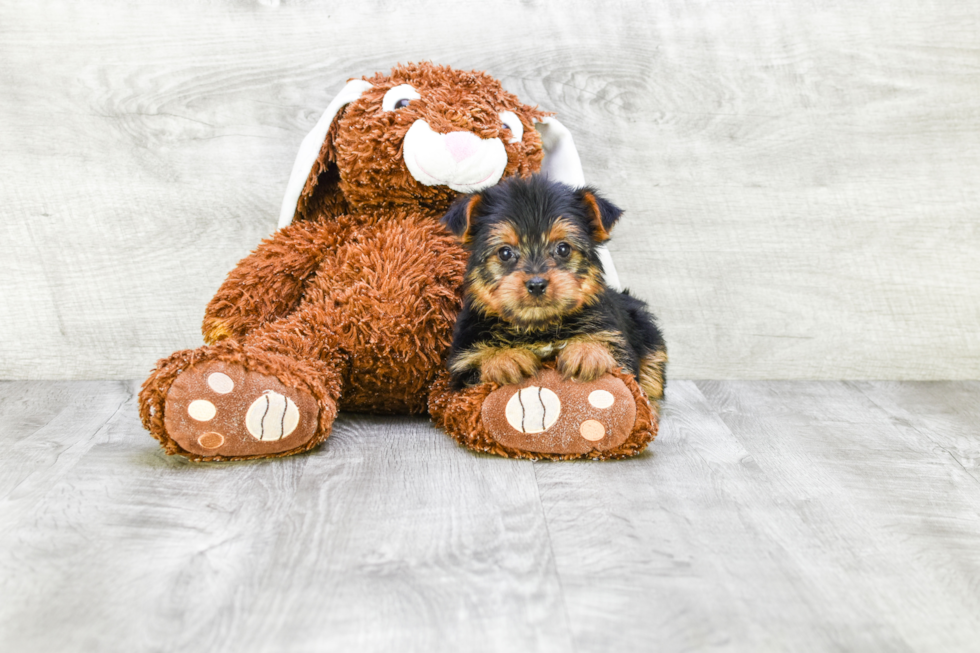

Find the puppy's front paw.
[
  {"left": 557, "top": 341, "right": 618, "bottom": 382},
  {"left": 481, "top": 348, "right": 541, "bottom": 386}
]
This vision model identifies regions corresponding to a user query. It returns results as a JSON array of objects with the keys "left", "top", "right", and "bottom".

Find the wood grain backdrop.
[{"left": 1, "top": 0, "right": 978, "bottom": 380}]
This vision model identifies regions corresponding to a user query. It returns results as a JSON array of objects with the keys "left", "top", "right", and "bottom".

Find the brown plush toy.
[{"left": 139, "top": 62, "right": 659, "bottom": 461}]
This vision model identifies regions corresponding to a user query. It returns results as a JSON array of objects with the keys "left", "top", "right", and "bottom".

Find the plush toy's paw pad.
[
  {"left": 245, "top": 392, "right": 301, "bottom": 440},
  {"left": 164, "top": 361, "right": 319, "bottom": 458},
  {"left": 481, "top": 369, "right": 636, "bottom": 455}
]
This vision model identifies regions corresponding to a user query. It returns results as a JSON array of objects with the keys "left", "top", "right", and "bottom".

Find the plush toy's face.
[{"left": 331, "top": 63, "right": 548, "bottom": 211}]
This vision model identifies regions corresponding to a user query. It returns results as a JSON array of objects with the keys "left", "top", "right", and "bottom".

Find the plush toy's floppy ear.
[
  {"left": 441, "top": 194, "right": 482, "bottom": 244},
  {"left": 534, "top": 116, "right": 585, "bottom": 187},
  {"left": 277, "top": 79, "right": 374, "bottom": 228},
  {"left": 577, "top": 188, "right": 623, "bottom": 243},
  {"left": 535, "top": 116, "right": 623, "bottom": 290}
]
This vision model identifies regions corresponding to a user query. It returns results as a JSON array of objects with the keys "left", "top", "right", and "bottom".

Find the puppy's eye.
[
  {"left": 382, "top": 84, "right": 421, "bottom": 112},
  {"left": 498, "top": 111, "right": 524, "bottom": 144},
  {"left": 555, "top": 242, "right": 572, "bottom": 258},
  {"left": 497, "top": 246, "right": 516, "bottom": 262}
]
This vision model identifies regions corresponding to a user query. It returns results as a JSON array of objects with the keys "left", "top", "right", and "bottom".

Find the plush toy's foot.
[
  {"left": 430, "top": 366, "right": 658, "bottom": 460},
  {"left": 480, "top": 369, "right": 636, "bottom": 455},
  {"left": 163, "top": 360, "right": 321, "bottom": 459},
  {"left": 140, "top": 343, "right": 339, "bottom": 461}
]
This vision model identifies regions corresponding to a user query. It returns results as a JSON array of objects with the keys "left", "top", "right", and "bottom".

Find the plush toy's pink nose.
[{"left": 444, "top": 131, "right": 481, "bottom": 163}]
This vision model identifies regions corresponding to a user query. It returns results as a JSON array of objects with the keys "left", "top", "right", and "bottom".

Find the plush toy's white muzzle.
[{"left": 403, "top": 120, "right": 508, "bottom": 193}]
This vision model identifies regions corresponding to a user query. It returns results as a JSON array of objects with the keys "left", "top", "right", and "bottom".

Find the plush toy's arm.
[{"left": 201, "top": 218, "right": 341, "bottom": 343}]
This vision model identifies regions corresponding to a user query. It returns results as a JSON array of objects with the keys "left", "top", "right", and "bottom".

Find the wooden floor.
[{"left": 1, "top": 380, "right": 979, "bottom": 652}]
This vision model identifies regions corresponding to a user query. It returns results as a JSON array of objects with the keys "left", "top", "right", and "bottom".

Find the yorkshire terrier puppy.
[{"left": 442, "top": 175, "right": 667, "bottom": 401}]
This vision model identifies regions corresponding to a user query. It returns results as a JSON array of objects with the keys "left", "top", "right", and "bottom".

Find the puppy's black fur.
[{"left": 442, "top": 175, "right": 667, "bottom": 398}]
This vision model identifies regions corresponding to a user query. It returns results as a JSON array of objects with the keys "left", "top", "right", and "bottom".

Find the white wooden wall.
[{"left": 2, "top": 1, "right": 978, "bottom": 380}]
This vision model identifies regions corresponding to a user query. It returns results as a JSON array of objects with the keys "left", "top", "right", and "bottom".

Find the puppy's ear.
[
  {"left": 577, "top": 188, "right": 623, "bottom": 242},
  {"left": 441, "top": 193, "right": 483, "bottom": 244}
]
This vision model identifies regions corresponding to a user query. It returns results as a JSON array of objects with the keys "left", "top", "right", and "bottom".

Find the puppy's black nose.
[{"left": 526, "top": 277, "right": 548, "bottom": 296}]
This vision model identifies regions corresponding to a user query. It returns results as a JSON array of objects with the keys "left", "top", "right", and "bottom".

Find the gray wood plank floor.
[{"left": 1, "top": 380, "right": 978, "bottom": 652}]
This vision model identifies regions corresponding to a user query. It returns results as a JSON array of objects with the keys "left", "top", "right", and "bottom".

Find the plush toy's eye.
[
  {"left": 383, "top": 84, "right": 421, "bottom": 112},
  {"left": 497, "top": 246, "right": 516, "bottom": 262},
  {"left": 498, "top": 111, "right": 524, "bottom": 144},
  {"left": 555, "top": 242, "right": 571, "bottom": 258}
]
